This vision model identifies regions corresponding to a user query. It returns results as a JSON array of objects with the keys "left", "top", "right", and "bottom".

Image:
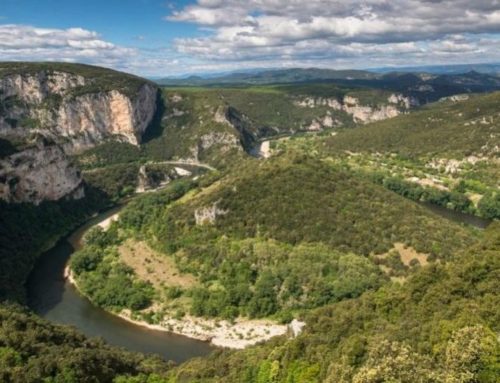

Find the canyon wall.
[{"left": 0, "top": 66, "right": 158, "bottom": 203}]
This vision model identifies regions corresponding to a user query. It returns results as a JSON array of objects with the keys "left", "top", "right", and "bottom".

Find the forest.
[
  {"left": 71, "top": 155, "right": 481, "bottom": 329},
  {"left": 166, "top": 222, "right": 500, "bottom": 383}
]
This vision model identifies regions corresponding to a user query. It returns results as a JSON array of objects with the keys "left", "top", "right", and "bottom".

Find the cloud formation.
[
  {"left": 0, "top": 24, "right": 181, "bottom": 76},
  {"left": 0, "top": 25, "right": 132, "bottom": 63},
  {"left": 168, "top": 0, "right": 500, "bottom": 68},
  {"left": 1, "top": 1, "right": 499, "bottom": 76}
]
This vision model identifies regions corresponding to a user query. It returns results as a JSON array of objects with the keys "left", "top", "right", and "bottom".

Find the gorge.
[{"left": 1, "top": 62, "right": 498, "bottom": 383}]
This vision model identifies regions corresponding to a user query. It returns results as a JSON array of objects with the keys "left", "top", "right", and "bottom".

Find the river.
[
  {"left": 27, "top": 205, "right": 214, "bottom": 363},
  {"left": 26, "top": 192, "right": 490, "bottom": 363},
  {"left": 419, "top": 201, "right": 491, "bottom": 229}
]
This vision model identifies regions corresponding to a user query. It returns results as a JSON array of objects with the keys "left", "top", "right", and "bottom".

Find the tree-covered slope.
[
  {"left": 72, "top": 156, "right": 478, "bottom": 324},
  {"left": 0, "top": 186, "right": 111, "bottom": 301},
  {"left": 167, "top": 222, "right": 500, "bottom": 383},
  {"left": 159, "top": 155, "right": 474, "bottom": 259},
  {"left": 276, "top": 91, "right": 500, "bottom": 220},
  {"left": 0, "top": 304, "right": 170, "bottom": 383},
  {"left": 323, "top": 92, "right": 500, "bottom": 158}
]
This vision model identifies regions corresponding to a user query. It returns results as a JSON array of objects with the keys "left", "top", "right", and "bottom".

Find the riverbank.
[
  {"left": 64, "top": 210, "right": 298, "bottom": 349},
  {"left": 64, "top": 263, "right": 291, "bottom": 349}
]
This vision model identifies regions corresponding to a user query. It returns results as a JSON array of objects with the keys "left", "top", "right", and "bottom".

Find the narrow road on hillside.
[
  {"left": 82, "top": 160, "right": 217, "bottom": 174},
  {"left": 145, "top": 160, "right": 217, "bottom": 171}
]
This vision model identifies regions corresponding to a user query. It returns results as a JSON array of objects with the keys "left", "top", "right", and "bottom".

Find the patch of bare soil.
[
  {"left": 393, "top": 242, "right": 429, "bottom": 266},
  {"left": 118, "top": 239, "right": 197, "bottom": 289}
]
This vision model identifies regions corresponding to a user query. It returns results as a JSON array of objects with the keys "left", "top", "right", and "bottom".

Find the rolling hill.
[{"left": 71, "top": 155, "right": 478, "bottom": 329}]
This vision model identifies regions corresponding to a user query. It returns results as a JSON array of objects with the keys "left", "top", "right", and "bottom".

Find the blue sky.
[
  {"left": 1, "top": 1, "right": 500, "bottom": 76},
  {"left": 1, "top": 0, "right": 198, "bottom": 48}
]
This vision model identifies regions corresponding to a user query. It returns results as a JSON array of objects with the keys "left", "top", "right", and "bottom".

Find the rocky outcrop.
[
  {"left": 0, "top": 70, "right": 157, "bottom": 152},
  {"left": 0, "top": 71, "right": 86, "bottom": 104},
  {"left": 194, "top": 201, "right": 228, "bottom": 225},
  {"left": 0, "top": 66, "right": 159, "bottom": 203},
  {"left": 294, "top": 93, "right": 418, "bottom": 125},
  {"left": 0, "top": 140, "right": 84, "bottom": 205},
  {"left": 343, "top": 96, "right": 401, "bottom": 124},
  {"left": 439, "top": 94, "right": 469, "bottom": 103}
]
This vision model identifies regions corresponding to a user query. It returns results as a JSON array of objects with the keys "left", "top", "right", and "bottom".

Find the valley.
[{"left": 0, "top": 62, "right": 498, "bottom": 383}]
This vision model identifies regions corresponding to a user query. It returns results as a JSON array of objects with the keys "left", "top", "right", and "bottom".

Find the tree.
[
  {"left": 443, "top": 326, "right": 499, "bottom": 383},
  {"left": 248, "top": 272, "right": 280, "bottom": 317},
  {"left": 478, "top": 193, "right": 500, "bottom": 220},
  {"left": 352, "top": 340, "right": 436, "bottom": 383}
]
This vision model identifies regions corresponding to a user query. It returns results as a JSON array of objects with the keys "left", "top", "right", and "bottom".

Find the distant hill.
[
  {"left": 157, "top": 68, "right": 378, "bottom": 86},
  {"left": 157, "top": 67, "right": 500, "bottom": 104},
  {"left": 370, "top": 62, "right": 500, "bottom": 75}
]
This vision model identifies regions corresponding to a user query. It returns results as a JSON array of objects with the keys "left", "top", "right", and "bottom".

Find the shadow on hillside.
[{"left": 141, "top": 89, "right": 166, "bottom": 144}]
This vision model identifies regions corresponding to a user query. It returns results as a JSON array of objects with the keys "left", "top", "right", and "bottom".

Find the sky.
[{"left": 1, "top": 0, "right": 500, "bottom": 77}]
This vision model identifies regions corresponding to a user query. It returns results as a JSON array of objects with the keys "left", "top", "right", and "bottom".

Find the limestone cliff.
[
  {"left": 0, "top": 64, "right": 159, "bottom": 203},
  {"left": 294, "top": 93, "right": 419, "bottom": 126},
  {"left": 0, "top": 70, "right": 157, "bottom": 152},
  {"left": 0, "top": 139, "right": 84, "bottom": 205}
]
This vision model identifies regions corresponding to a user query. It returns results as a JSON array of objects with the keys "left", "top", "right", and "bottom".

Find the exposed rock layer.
[
  {"left": 0, "top": 68, "right": 158, "bottom": 203},
  {"left": 0, "top": 141, "right": 84, "bottom": 204},
  {"left": 294, "top": 93, "right": 419, "bottom": 125},
  {"left": 0, "top": 71, "right": 157, "bottom": 152}
]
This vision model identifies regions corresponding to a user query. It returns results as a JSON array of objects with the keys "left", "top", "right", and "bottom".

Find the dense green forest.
[
  {"left": 0, "top": 304, "right": 171, "bottom": 383},
  {"left": 73, "top": 156, "right": 479, "bottom": 326},
  {"left": 164, "top": 222, "right": 500, "bottom": 383}
]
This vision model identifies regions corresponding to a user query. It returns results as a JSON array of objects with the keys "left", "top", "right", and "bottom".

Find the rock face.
[
  {"left": 0, "top": 71, "right": 85, "bottom": 103},
  {"left": 294, "top": 93, "right": 419, "bottom": 125},
  {"left": 0, "top": 66, "right": 159, "bottom": 204},
  {"left": 0, "top": 140, "right": 84, "bottom": 205},
  {"left": 194, "top": 201, "right": 228, "bottom": 225},
  {"left": 0, "top": 71, "right": 157, "bottom": 152}
]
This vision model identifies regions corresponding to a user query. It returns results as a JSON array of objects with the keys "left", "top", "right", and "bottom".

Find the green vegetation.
[
  {"left": 185, "top": 240, "right": 386, "bottom": 319},
  {"left": 158, "top": 156, "right": 474, "bottom": 259},
  {"left": 0, "top": 304, "right": 170, "bottom": 383},
  {"left": 72, "top": 229, "right": 155, "bottom": 311},
  {"left": 75, "top": 142, "right": 142, "bottom": 169},
  {"left": 0, "top": 186, "right": 111, "bottom": 301},
  {"left": 215, "top": 86, "right": 355, "bottom": 135},
  {"left": 163, "top": 222, "right": 500, "bottom": 383},
  {"left": 478, "top": 192, "right": 500, "bottom": 219},
  {"left": 1, "top": 65, "right": 499, "bottom": 383},
  {"left": 83, "top": 163, "right": 140, "bottom": 201},
  {"left": 72, "top": 180, "right": 197, "bottom": 313},
  {"left": 376, "top": 175, "right": 473, "bottom": 213},
  {"left": 274, "top": 91, "right": 500, "bottom": 219},
  {"left": 141, "top": 88, "right": 245, "bottom": 166},
  {"left": 323, "top": 92, "right": 500, "bottom": 158},
  {"left": 77, "top": 156, "right": 477, "bottom": 325}
]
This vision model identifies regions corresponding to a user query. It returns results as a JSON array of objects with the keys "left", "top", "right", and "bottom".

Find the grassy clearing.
[{"left": 119, "top": 239, "right": 197, "bottom": 290}]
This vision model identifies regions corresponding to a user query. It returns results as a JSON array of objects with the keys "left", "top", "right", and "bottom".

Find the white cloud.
[
  {"left": 0, "top": 24, "right": 181, "bottom": 76},
  {"left": 167, "top": 0, "right": 500, "bottom": 71},
  {"left": 1, "top": 1, "right": 500, "bottom": 77}
]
